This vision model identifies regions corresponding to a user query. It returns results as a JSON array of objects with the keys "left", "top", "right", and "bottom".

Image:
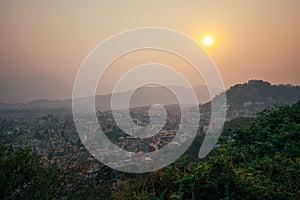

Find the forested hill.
[{"left": 204, "top": 80, "right": 300, "bottom": 119}]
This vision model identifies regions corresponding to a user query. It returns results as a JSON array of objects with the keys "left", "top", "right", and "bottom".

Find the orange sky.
[{"left": 0, "top": 1, "right": 300, "bottom": 102}]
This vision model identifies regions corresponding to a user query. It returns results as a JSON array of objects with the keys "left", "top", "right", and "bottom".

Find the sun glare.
[{"left": 202, "top": 36, "right": 214, "bottom": 46}]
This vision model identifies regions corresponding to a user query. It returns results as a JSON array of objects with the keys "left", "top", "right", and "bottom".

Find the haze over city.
[
  {"left": 1, "top": 1, "right": 300, "bottom": 199},
  {"left": 1, "top": 0, "right": 300, "bottom": 103}
]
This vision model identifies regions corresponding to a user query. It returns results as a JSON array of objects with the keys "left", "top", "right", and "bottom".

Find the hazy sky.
[{"left": 0, "top": 0, "right": 300, "bottom": 102}]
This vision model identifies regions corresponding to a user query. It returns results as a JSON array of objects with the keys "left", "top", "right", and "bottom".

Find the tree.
[
  {"left": 111, "top": 102, "right": 300, "bottom": 199},
  {"left": 0, "top": 145, "right": 67, "bottom": 200}
]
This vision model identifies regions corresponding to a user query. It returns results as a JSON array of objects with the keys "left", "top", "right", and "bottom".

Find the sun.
[{"left": 202, "top": 36, "right": 214, "bottom": 46}]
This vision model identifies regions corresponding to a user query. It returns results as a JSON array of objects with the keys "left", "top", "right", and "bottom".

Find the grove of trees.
[{"left": 111, "top": 102, "right": 300, "bottom": 199}]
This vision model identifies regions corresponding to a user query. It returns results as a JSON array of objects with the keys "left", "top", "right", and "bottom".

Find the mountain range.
[
  {"left": 1, "top": 80, "right": 299, "bottom": 119},
  {"left": 0, "top": 85, "right": 217, "bottom": 111}
]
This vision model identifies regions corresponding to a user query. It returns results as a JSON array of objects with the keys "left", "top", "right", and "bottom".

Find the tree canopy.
[
  {"left": 111, "top": 102, "right": 300, "bottom": 199},
  {"left": 0, "top": 145, "right": 67, "bottom": 199}
]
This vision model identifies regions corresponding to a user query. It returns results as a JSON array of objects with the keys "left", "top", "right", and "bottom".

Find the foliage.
[
  {"left": 111, "top": 102, "right": 300, "bottom": 199},
  {"left": 0, "top": 145, "right": 67, "bottom": 200}
]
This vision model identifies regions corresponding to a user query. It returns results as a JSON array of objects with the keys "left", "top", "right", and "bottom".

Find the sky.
[{"left": 0, "top": 0, "right": 300, "bottom": 103}]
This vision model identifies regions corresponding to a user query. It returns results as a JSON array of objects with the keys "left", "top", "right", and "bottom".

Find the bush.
[
  {"left": 0, "top": 145, "right": 67, "bottom": 200},
  {"left": 111, "top": 103, "right": 300, "bottom": 199}
]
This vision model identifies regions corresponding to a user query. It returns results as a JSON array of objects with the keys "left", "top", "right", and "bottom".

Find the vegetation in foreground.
[
  {"left": 111, "top": 102, "right": 300, "bottom": 199},
  {"left": 0, "top": 145, "right": 67, "bottom": 199},
  {"left": 0, "top": 102, "right": 299, "bottom": 199}
]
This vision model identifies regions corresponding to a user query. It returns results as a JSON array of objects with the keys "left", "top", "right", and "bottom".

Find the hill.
[
  {"left": 1, "top": 80, "right": 299, "bottom": 120},
  {"left": 202, "top": 80, "right": 300, "bottom": 120},
  {"left": 0, "top": 85, "right": 214, "bottom": 112}
]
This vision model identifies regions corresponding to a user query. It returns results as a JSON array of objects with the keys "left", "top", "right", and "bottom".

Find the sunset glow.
[
  {"left": 202, "top": 36, "right": 214, "bottom": 46},
  {"left": 0, "top": 1, "right": 300, "bottom": 103}
]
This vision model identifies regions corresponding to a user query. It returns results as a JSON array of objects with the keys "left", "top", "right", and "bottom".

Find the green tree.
[
  {"left": 111, "top": 102, "right": 300, "bottom": 199},
  {"left": 0, "top": 145, "right": 67, "bottom": 200}
]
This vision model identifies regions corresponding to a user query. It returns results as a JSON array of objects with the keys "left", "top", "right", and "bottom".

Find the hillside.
[
  {"left": 203, "top": 80, "right": 300, "bottom": 120},
  {"left": 111, "top": 102, "right": 300, "bottom": 199},
  {"left": 0, "top": 85, "right": 213, "bottom": 112},
  {"left": 1, "top": 80, "right": 299, "bottom": 120}
]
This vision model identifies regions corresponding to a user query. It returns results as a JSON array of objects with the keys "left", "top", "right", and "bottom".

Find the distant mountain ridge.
[
  {"left": 1, "top": 80, "right": 299, "bottom": 119},
  {"left": 0, "top": 85, "right": 214, "bottom": 111},
  {"left": 0, "top": 74, "right": 72, "bottom": 103}
]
